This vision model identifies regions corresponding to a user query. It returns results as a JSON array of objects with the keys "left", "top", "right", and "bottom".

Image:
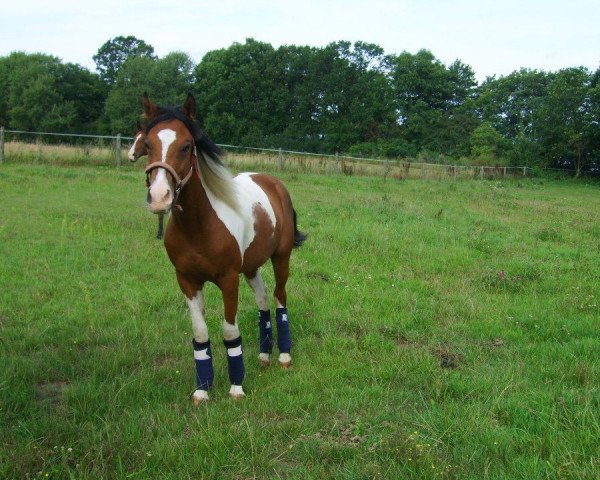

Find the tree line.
[{"left": 1, "top": 36, "right": 599, "bottom": 175}]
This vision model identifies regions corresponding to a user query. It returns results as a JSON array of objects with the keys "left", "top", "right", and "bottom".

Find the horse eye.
[
  {"left": 181, "top": 144, "right": 191, "bottom": 154},
  {"left": 144, "top": 141, "right": 151, "bottom": 150}
]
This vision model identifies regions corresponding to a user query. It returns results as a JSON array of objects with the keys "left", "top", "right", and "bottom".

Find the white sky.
[{"left": 1, "top": 0, "right": 598, "bottom": 82}]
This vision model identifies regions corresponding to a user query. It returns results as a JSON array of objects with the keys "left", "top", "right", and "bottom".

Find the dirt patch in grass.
[
  {"left": 35, "top": 381, "right": 69, "bottom": 405},
  {"left": 306, "top": 271, "right": 330, "bottom": 282},
  {"left": 431, "top": 345, "right": 465, "bottom": 369}
]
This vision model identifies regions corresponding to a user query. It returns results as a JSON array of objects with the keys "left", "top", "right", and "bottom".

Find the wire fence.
[{"left": 0, "top": 126, "right": 539, "bottom": 180}]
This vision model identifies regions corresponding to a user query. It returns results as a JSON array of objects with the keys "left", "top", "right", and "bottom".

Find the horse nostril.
[{"left": 146, "top": 190, "right": 152, "bottom": 204}]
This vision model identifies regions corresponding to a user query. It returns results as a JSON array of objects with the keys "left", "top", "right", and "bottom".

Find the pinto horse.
[
  {"left": 128, "top": 120, "right": 166, "bottom": 239},
  {"left": 142, "top": 93, "right": 306, "bottom": 402}
]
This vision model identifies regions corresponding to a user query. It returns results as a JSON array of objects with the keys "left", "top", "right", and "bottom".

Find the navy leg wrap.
[
  {"left": 276, "top": 307, "right": 292, "bottom": 353},
  {"left": 223, "top": 336, "right": 245, "bottom": 385},
  {"left": 192, "top": 339, "right": 214, "bottom": 391},
  {"left": 258, "top": 310, "right": 273, "bottom": 354}
]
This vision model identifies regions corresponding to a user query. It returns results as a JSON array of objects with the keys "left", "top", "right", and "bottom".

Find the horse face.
[
  {"left": 144, "top": 119, "right": 195, "bottom": 214},
  {"left": 128, "top": 121, "right": 147, "bottom": 162}
]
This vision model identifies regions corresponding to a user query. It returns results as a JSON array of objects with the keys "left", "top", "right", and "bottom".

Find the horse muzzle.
[
  {"left": 144, "top": 159, "right": 195, "bottom": 214},
  {"left": 147, "top": 185, "right": 173, "bottom": 214}
]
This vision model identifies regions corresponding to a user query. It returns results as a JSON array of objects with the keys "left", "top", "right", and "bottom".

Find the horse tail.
[{"left": 292, "top": 209, "right": 307, "bottom": 248}]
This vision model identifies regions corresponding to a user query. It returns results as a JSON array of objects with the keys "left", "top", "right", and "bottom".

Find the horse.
[
  {"left": 128, "top": 120, "right": 166, "bottom": 240},
  {"left": 141, "top": 93, "right": 306, "bottom": 403}
]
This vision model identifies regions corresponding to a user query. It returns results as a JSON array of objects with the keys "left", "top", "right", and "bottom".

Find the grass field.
[{"left": 1, "top": 161, "right": 599, "bottom": 479}]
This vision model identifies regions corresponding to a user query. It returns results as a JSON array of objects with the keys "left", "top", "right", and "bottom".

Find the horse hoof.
[
  {"left": 191, "top": 389, "right": 209, "bottom": 404},
  {"left": 259, "top": 353, "right": 270, "bottom": 367},
  {"left": 229, "top": 385, "right": 245, "bottom": 399},
  {"left": 278, "top": 353, "right": 292, "bottom": 369}
]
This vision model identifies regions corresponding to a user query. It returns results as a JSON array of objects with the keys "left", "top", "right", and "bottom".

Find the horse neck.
[{"left": 170, "top": 172, "right": 215, "bottom": 236}]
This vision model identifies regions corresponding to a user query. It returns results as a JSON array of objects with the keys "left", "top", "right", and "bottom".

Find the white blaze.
[
  {"left": 128, "top": 133, "right": 142, "bottom": 161},
  {"left": 149, "top": 128, "right": 177, "bottom": 202}
]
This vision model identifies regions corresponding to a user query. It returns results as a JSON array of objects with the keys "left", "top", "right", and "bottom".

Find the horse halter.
[{"left": 145, "top": 153, "right": 199, "bottom": 211}]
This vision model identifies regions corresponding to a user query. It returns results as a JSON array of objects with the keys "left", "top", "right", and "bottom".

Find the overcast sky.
[{"left": 1, "top": 0, "right": 598, "bottom": 82}]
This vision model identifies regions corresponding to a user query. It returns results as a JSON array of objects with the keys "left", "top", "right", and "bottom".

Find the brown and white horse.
[
  {"left": 142, "top": 93, "right": 306, "bottom": 402},
  {"left": 128, "top": 120, "right": 166, "bottom": 239}
]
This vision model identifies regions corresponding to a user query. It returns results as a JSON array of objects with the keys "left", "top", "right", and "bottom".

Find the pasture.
[{"left": 1, "top": 161, "right": 599, "bottom": 479}]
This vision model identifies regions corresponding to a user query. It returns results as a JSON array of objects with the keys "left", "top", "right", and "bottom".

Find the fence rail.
[{"left": 0, "top": 126, "right": 539, "bottom": 179}]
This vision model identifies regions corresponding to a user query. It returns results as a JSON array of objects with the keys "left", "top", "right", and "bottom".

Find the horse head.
[
  {"left": 143, "top": 93, "right": 200, "bottom": 214},
  {"left": 127, "top": 120, "right": 148, "bottom": 162}
]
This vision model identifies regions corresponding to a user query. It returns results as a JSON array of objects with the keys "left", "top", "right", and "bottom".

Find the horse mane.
[{"left": 145, "top": 106, "right": 239, "bottom": 213}]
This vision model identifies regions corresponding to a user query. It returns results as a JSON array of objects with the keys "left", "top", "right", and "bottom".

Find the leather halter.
[{"left": 145, "top": 154, "right": 198, "bottom": 211}]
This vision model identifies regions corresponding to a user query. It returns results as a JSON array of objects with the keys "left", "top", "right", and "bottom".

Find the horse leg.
[
  {"left": 245, "top": 271, "right": 272, "bottom": 367},
  {"left": 218, "top": 274, "right": 245, "bottom": 399},
  {"left": 272, "top": 253, "right": 292, "bottom": 368},
  {"left": 176, "top": 272, "right": 212, "bottom": 404},
  {"left": 156, "top": 213, "right": 164, "bottom": 239}
]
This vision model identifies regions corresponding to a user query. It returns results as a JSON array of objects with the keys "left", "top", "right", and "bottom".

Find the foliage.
[
  {"left": 470, "top": 122, "right": 506, "bottom": 164},
  {"left": 1, "top": 39, "right": 599, "bottom": 173},
  {"left": 93, "top": 35, "right": 156, "bottom": 86},
  {"left": 0, "top": 52, "right": 105, "bottom": 133},
  {"left": 535, "top": 68, "right": 597, "bottom": 176},
  {"left": 103, "top": 52, "right": 195, "bottom": 134},
  {"left": 387, "top": 50, "right": 479, "bottom": 157}
]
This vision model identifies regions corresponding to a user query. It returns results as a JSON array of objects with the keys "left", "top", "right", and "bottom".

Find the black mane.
[{"left": 145, "top": 106, "right": 223, "bottom": 164}]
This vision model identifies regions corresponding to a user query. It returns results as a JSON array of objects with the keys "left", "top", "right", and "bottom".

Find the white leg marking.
[
  {"left": 222, "top": 317, "right": 240, "bottom": 341},
  {"left": 275, "top": 297, "right": 284, "bottom": 309},
  {"left": 186, "top": 291, "right": 208, "bottom": 343},
  {"left": 192, "top": 389, "right": 209, "bottom": 403},
  {"left": 246, "top": 273, "right": 270, "bottom": 311},
  {"left": 229, "top": 385, "right": 245, "bottom": 398},
  {"left": 259, "top": 352, "right": 270, "bottom": 365},
  {"left": 279, "top": 353, "right": 291, "bottom": 366}
]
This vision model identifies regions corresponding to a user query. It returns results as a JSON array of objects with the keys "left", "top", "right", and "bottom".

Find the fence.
[{"left": 0, "top": 127, "right": 533, "bottom": 179}]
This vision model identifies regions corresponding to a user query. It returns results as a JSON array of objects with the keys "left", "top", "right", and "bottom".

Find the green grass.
[{"left": 1, "top": 162, "right": 599, "bottom": 479}]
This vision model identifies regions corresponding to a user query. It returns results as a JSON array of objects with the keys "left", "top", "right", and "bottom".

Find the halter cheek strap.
[{"left": 144, "top": 154, "right": 199, "bottom": 210}]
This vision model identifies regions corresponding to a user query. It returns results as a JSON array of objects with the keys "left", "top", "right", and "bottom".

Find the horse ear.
[
  {"left": 182, "top": 93, "right": 197, "bottom": 119},
  {"left": 143, "top": 92, "right": 158, "bottom": 120}
]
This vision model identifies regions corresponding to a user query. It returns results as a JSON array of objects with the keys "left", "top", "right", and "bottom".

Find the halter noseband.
[{"left": 145, "top": 153, "right": 198, "bottom": 211}]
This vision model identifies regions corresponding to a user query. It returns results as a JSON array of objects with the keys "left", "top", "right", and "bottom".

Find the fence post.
[
  {"left": 115, "top": 134, "right": 122, "bottom": 167},
  {"left": 480, "top": 166, "right": 484, "bottom": 180},
  {"left": 0, "top": 126, "right": 4, "bottom": 164},
  {"left": 277, "top": 147, "right": 283, "bottom": 170},
  {"left": 523, "top": 167, "right": 527, "bottom": 177},
  {"left": 503, "top": 166, "right": 507, "bottom": 179}
]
